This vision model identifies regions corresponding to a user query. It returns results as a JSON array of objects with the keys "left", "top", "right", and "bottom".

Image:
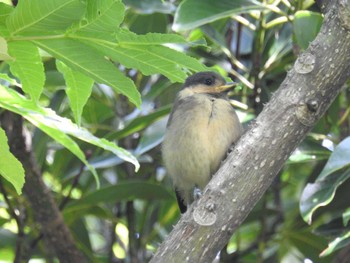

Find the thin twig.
[
  {"left": 59, "top": 152, "right": 91, "bottom": 210},
  {"left": 0, "top": 178, "right": 28, "bottom": 262}
]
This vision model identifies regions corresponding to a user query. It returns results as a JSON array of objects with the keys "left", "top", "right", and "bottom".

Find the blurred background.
[{"left": 0, "top": 0, "right": 349, "bottom": 262}]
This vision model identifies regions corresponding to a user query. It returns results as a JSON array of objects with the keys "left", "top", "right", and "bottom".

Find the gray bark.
[{"left": 150, "top": 0, "right": 350, "bottom": 262}]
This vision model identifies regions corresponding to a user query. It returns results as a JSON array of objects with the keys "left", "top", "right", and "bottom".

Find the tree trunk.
[
  {"left": 150, "top": 1, "right": 350, "bottom": 262},
  {"left": 0, "top": 112, "right": 87, "bottom": 263}
]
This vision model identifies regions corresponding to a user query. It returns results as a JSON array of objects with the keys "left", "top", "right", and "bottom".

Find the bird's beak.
[{"left": 215, "top": 82, "right": 238, "bottom": 92}]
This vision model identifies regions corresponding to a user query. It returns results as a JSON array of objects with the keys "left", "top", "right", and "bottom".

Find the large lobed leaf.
[
  {"left": 4, "top": 0, "right": 142, "bottom": 108},
  {"left": 300, "top": 137, "right": 350, "bottom": 224},
  {"left": 0, "top": 127, "right": 25, "bottom": 194},
  {"left": 6, "top": 0, "right": 85, "bottom": 35},
  {"left": 2, "top": 0, "right": 209, "bottom": 109},
  {"left": 34, "top": 38, "right": 141, "bottom": 107},
  {"left": 76, "top": 0, "right": 125, "bottom": 34},
  {"left": 93, "top": 41, "right": 205, "bottom": 82}
]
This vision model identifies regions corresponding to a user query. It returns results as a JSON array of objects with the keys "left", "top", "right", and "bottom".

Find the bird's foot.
[
  {"left": 193, "top": 186, "right": 202, "bottom": 201},
  {"left": 228, "top": 142, "right": 237, "bottom": 154}
]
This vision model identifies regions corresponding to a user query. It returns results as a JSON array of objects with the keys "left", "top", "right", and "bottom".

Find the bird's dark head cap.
[{"left": 183, "top": 71, "right": 237, "bottom": 94}]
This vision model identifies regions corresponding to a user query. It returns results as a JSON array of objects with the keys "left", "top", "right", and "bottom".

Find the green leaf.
[
  {"left": 63, "top": 205, "right": 111, "bottom": 225},
  {"left": 76, "top": 0, "right": 125, "bottom": 34},
  {"left": 0, "top": 85, "right": 99, "bottom": 186},
  {"left": 0, "top": 73, "right": 20, "bottom": 86},
  {"left": 300, "top": 137, "right": 350, "bottom": 224},
  {"left": 288, "top": 139, "right": 330, "bottom": 163},
  {"left": 0, "top": 85, "right": 140, "bottom": 182},
  {"left": 343, "top": 208, "right": 350, "bottom": 226},
  {"left": 0, "top": 37, "right": 12, "bottom": 61},
  {"left": 300, "top": 167, "right": 350, "bottom": 225},
  {"left": 92, "top": 38, "right": 207, "bottom": 82},
  {"left": 173, "top": 0, "right": 265, "bottom": 31},
  {"left": 293, "top": 11, "right": 323, "bottom": 50},
  {"left": 6, "top": 0, "right": 85, "bottom": 35},
  {"left": 288, "top": 230, "right": 328, "bottom": 261},
  {"left": 34, "top": 38, "right": 141, "bottom": 107},
  {"left": 318, "top": 137, "right": 350, "bottom": 180},
  {"left": 115, "top": 30, "right": 189, "bottom": 45},
  {"left": 56, "top": 60, "right": 94, "bottom": 126},
  {"left": 67, "top": 181, "right": 173, "bottom": 208},
  {"left": 7, "top": 41, "right": 45, "bottom": 102},
  {"left": 320, "top": 231, "right": 350, "bottom": 257},
  {"left": 0, "top": 3, "right": 13, "bottom": 24},
  {"left": 127, "top": 13, "right": 168, "bottom": 34},
  {"left": 0, "top": 127, "right": 25, "bottom": 195}
]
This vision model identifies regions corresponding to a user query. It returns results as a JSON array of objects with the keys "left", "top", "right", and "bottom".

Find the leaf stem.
[{"left": 8, "top": 34, "right": 66, "bottom": 41}]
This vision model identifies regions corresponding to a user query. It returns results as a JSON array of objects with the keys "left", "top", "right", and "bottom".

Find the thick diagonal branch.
[{"left": 150, "top": 1, "right": 350, "bottom": 262}]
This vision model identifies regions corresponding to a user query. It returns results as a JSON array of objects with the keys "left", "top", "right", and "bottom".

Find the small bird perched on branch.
[{"left": 162, "top": 72, "right": 243, "bottom": 213}]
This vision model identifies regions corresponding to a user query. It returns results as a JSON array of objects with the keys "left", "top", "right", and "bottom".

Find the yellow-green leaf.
[
  {"left": 34, "top": 38, "right": 141, "bottom": 107},
  {"left": 0, "top": 85, "right": 140, "bottom": 187},
  {"left": 0, "top": 127, "right": 25, "bottom": 194},
  {"left": 56, "top": 60, "right": 94, "bottom": 126},
  {"left": 7, "top": 41, "right": 45, "bottom": 102}
]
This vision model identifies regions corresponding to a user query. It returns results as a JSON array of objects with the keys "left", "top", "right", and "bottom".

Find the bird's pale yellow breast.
[{"left": 162, "top": 88, "right": 242, "bottom": 202}]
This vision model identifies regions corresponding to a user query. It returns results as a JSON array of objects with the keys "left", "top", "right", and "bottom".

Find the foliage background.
[{"left": 0, "top": 0, "right": 349, "bottom": 262}]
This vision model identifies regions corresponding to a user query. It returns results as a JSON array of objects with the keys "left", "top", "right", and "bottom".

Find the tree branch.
[
  {"left": 0, "top": 178, "right": 27, "bottom": 263},
  {"left": 150, "top": 1, "right": 350, "bottom": 262},
  {"left": 0, "top": 112, "right": 86, "bottom": 263}
]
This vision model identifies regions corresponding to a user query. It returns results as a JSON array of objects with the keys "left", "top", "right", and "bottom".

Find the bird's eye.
[{"left": 205, "top": 79, "right": 213, "bottom": 85}]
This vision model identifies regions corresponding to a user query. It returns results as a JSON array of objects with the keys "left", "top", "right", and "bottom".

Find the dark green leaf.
[
  {"left": 318, "top": 137, "right": 350, "bottom": 180},
  {"left": 68, "top": 181, "right": 173, "bottom": 208},
  {"left": 293, "top": 11, "right": 323, "bottom": 50},
  {"left": 289, "top": 230, "right": 328, "bottom": 261},
  {"left": 0, "top": 127, "right": 25, "bottom": 194},
  {"left": 288, "top": 139, "right": 330, "bottom": 163},
  {"left": 173, "top": 0, "right": 265, "bottom": 31},
  {"left": 343, "top": 208, "right": 350, "bottom": 226},
  {"left": 300, "top": 137, "right": 350, "bottom": 224},
  {"left": 127, "top": 13, "right": 168, "bottom": 34},
  {"left": 300, "top": 167, "right": 350, "bottom": 224},
  {"left": 320, "top": 231, "right": 350, "bottom": 257}
]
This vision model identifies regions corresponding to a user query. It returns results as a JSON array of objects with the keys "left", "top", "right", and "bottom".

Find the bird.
[{"left": 162, "top": 71, "right": 243, "bottom": 213}]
